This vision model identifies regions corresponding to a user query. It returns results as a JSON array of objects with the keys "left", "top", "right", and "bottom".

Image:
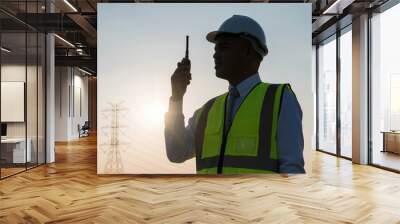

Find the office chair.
[{"left": 79, "top": 121, "right": 90, "bottom": 138}]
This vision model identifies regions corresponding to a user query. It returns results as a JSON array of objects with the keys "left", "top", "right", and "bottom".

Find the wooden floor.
[
  {"left": 1, "top": 163, "right": 44, "bottom": 178},
  {"left": 1, "top": 135, "right": 400, "bottom": 223},
  {"left": 372, "top": 151, "right": 400, "bottom": 171},
  {"left": 0, "top": 167, "right": 26, "bottom": 178}
]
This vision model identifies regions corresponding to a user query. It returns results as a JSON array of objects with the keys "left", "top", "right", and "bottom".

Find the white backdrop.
[{"left": 98, "top": 3, "right": 314, "bottom": 174}]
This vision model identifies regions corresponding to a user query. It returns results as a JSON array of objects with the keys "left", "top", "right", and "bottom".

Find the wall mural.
[{"left": 98, "top": 4, "right": 313, "bottom": 174}]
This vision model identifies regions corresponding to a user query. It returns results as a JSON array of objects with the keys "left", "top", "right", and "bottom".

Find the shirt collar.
[{"left": 228, "top": 73, "right": 261, "bottom": 97}]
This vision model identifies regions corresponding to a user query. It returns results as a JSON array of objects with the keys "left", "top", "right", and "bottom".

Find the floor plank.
[{"left": 0, "top": 135, "right": 399, "bottom": 223}]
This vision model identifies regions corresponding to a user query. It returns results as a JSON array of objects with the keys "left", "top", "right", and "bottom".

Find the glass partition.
[
  {"left": 27, "top": 30, "right": 38, "bottom": 169},
  {"left": 1, "top": 31, "right": 28, "bottom": 178},
  {"left": 0, "top": 1, "right": 46, "bottom": 179},
  {"left": 26, "top": 0, "right": 44, "bottom": 170},
  {"left": 38, "top": 32, "right": 45, "bottom": 165}
]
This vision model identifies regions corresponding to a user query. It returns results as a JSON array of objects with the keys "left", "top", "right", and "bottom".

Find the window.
[
  {"left": 371, "top": 2, "right": 400, "bottom": 171},
  {"left": 339, "top": 27, "right": 352, "bottom": 158},
  {"left": 317, "top": 35, "right": 337, "bottom": 155},
  {"left": 390, "top": 74, "right": 400, "bottom": 130}
]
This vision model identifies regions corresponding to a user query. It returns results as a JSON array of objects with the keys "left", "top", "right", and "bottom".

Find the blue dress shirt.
[{"left": 164, "top": 73, "right": 305, "bottom": 173}]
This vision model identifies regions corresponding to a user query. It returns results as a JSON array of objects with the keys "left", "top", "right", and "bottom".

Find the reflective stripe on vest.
[{"left": 194, "top": 83, "right": 288, "bottom": 174}]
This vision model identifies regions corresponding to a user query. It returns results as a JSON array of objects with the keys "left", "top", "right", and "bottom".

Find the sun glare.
[{"left": 143, "top": 102, "right": 167, "bottom": 124}]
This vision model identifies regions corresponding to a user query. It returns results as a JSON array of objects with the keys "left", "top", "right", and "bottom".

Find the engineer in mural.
[{"left": 164, "top": 15, "right": 305, "bottom": 174}]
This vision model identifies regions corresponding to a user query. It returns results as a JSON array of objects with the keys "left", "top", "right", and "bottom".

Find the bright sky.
[{"left": 97, "top": 3, "right": 312, "bottom": 174}]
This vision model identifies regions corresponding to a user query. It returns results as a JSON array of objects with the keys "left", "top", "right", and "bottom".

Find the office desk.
[
  {"left": 382, "top": 131, "right": 400, "bottom": 154},
  {"left": 1, "top": 138, "right": 32, "bottom": 163}
]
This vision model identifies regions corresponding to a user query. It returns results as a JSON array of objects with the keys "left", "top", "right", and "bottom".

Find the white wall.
[
  {"left": 55, "top": 67, "right": 69, "bottom": 141},
  {"left": 55, "top": 67, "right": 89, "bottom": 141},
  {"left": 1, "top": 65, "right": 39, "bottom": 138},
  {"left": 71, "top": 72, "right": 89, "bottom": 138},
  {"left": 1, "top": 66, "right": 26, "bottom": 132},
  {"left": 1, "top": 64, "right": 46, "bottom": 164},
  {"left": 98, "top": 3, "right": 313, "bottom": 174}
]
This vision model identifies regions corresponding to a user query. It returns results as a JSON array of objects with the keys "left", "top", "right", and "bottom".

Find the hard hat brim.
[
  {"left": 206, "top": 31, "right": 219, "bottom": 43},
  {"left": 206, "top": 31, "right": 242, "bottom": 43}
]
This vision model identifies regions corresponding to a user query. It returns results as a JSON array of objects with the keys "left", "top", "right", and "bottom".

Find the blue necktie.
[{"left": 224, "top": 87, "right": 240, "bottom": 135}]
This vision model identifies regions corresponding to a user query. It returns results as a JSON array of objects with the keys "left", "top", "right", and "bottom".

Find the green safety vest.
[{"left": 194, "top": 82, "right": 289, "bottom": 174}]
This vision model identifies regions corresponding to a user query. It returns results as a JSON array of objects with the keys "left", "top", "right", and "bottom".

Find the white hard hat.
[{"left": 206, "top": 15, "right": 268, "bottom": 57}]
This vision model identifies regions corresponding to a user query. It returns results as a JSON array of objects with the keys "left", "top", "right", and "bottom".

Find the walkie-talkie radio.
[{"left": 185, "top": 35, "right": 189, "bottom": 59}]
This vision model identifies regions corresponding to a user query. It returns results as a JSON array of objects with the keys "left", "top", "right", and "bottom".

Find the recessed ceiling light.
[
  {"left": 1, "top": 47, "right": 11, "bottom": 53},
  {"left": 63, "top": 0, "right": 78, "bottom": 12},
  {"left": 54, "top": 34, "right": 75, "bottom": 48},
  {"left": 323, "top": 0, "right": 349, "bottom": 15},
  {"left": 78, "top": 67, "right": 93, "bottom": 76}
]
